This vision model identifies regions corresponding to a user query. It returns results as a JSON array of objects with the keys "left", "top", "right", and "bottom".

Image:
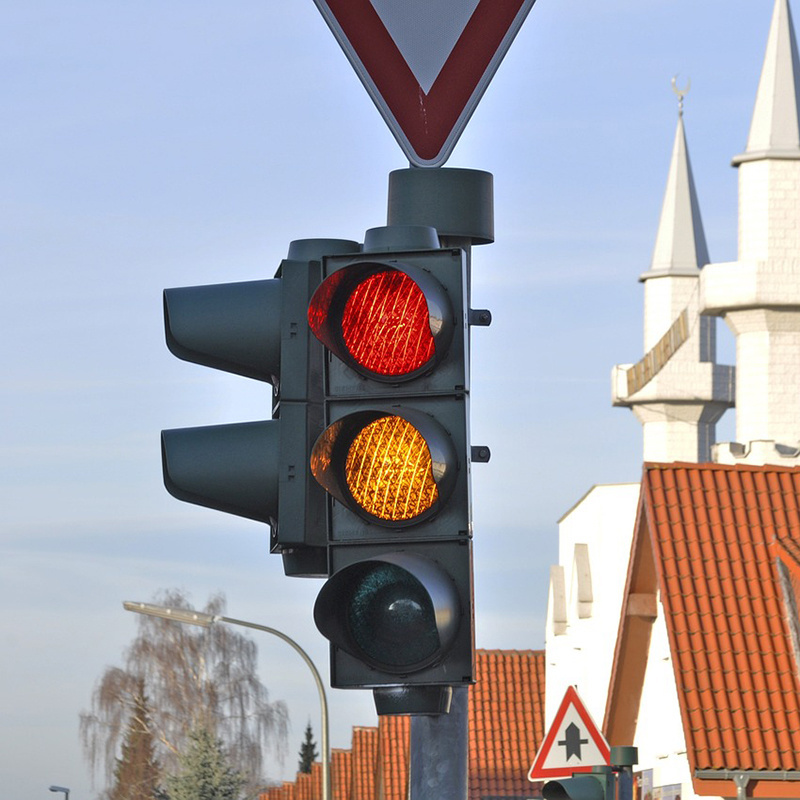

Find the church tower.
[
  {"left": 612, "top": 95, "right": 735, "bottom": 462},
  {"left": 701, "top": 0, "right": 800, "bottom": 465}
]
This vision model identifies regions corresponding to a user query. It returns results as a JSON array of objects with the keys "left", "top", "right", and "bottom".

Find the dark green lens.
[{"left": 347, "top": 563, "right": 439, "bottom": 668}]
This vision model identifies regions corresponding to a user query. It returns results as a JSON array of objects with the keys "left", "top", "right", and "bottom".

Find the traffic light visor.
[
  {"left": 314, "top": 552, "right": 461, "bottom": 674},
  {"left": 308, "top": 262, "right": 453, "bottom": 381},
  {"left": 161, "top": 421, "right": 279, "bottom": 524},
  {"left": 310, "top": 409, "right": 457, "bottom": 527}
]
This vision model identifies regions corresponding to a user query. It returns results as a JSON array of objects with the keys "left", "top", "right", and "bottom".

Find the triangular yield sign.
[
  {"left": 528, "top": 686, "right": 611, "bottom": 781},
  {"left": 313, "top": 0, "right": 536, "bottom": 167}
]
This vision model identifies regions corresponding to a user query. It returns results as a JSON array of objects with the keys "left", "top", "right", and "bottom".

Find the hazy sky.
[{"left": 1, "top": 1, "right": 774, "bottom": 797}]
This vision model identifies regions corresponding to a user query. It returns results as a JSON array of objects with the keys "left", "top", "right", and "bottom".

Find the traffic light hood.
[
  {"left": 164, "top": 279, "right": 282, "bottom": 384},
  {"left": 309, "top": 408, "right": 459, "bottom": 527},
  {"left": 307, "top": 260, "right": 454, "bottom": 383},
  {"left": 313, "top": 551, "right": 461, "bottom": 675}
]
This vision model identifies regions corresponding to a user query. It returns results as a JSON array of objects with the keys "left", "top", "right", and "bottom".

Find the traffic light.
[
  {"left": 543, "top": 771, "right": 612, "bottom": 800},
  {"left": 308, "top": 225, "right": 479, "bottom": 713},
  {"left": 160, "top": 238, "right": 359, "bottom": 577},
  {"left": 543, "top": 749, "right": 638, "bottom": 800}
]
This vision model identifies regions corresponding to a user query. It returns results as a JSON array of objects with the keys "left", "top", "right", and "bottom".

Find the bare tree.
[{"left": 80, "top": 590, "right": 288, "bottom": 797}]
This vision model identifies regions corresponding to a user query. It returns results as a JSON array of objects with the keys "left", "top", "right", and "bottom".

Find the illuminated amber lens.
[
  {"left": 345, "top": 416, "right": 438, "bottom": 521},
  {"left": 341, "top": 270, "right": 435, "bottom": 376}
]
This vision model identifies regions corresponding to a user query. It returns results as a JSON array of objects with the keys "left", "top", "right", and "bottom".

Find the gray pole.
[{"left": 409, "top": 688, "right": 470, "bottom": 800}]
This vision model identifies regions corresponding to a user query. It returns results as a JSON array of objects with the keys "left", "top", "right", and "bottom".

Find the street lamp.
[
  {"left": 123, "top": 601, "right": 330, "bottom": 800},
  {"left": 49, "top": 787, "right": 70, "bottom": 800}
]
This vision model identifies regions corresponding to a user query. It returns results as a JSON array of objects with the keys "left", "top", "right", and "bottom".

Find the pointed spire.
[
  {"left": 641, "top": 112, "right": 709, "bottom": 280},
  {"left": 734, "top": 0, "right": 800, "bottom": 165}
]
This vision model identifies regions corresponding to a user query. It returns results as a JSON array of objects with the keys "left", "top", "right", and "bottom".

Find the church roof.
[
  {"left": 259, "top": 649, "right": 546, "bottom": 800},
  {"left": 604, "top": 463, "right": 800, "bottom": 798},
  {"left": 641, "top": 114, "right": 710, "bottom": 280},
  {"left": 734, "top": 0, "right": 800, "bottom": 165}
]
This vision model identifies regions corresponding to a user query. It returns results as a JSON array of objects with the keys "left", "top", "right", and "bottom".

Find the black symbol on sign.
[{"left": 558, "top": 722, "right": 588, "bottom": 761}]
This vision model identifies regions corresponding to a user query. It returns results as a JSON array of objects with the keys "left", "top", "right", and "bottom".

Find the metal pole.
[{"left": 409, "top": 687, "right": 469, "bottom": 800}]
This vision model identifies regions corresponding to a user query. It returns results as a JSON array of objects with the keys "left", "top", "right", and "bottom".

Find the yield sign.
[
  {"left": 528, "top": 686, "right": 611, "bottom": 781},
  {"left": 313, "top": 0, "right": 536, "bottom": 167}
]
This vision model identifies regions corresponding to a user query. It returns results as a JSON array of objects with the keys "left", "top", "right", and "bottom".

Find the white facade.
[
  {"left": 632, "top": 611, "right": 694, "bottom": 793},
  {"left": 701, "top": 160, "right": 800, "bottom": 464},
  {"left": 545, "top": 483, "right": 639, "bottom": 726},
  {"left": 701, "top": 0, "right": 800, "bottom": 466},
  {"left": 545, "top": 2, "right": 800, "bottom": 799}
]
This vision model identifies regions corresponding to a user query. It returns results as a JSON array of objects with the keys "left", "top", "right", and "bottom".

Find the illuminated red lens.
[{"left": 341, "top": 270, "right": 435, "bottom": 376}]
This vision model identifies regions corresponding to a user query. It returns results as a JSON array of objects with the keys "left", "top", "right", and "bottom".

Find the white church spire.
[
  {"left": 734, "top": 0, "right": 800, "bottom": 164},
  {"left": 613, "top": 91, "right": 734, "bottom": 463},
  {"left": 645, "top": 112, "right": 710, "bottom": 279},
  {"left": 701, "top": 0, "right": 800, "bottom": 464}
]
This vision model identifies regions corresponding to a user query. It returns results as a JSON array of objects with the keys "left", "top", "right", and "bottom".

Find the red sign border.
[
  {"left": 315, "top": 0, "right": 535, "bottom": 166},
  {"left": 528, "top": 685, "right": 611, "bottom": 781}
]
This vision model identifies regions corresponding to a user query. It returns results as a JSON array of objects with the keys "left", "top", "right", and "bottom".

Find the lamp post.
[
  {"left": 49, "top": 786, "right": 70, "bottom": 800},
  {"left": 123, "top": 601, "right": 330, "bottom": 800}
]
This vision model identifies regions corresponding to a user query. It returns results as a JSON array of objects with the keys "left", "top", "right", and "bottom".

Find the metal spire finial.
[{"left": 671, "top": 75, "right": 691, "bottom": 117}]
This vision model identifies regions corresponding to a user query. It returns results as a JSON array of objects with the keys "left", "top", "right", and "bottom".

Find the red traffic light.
[
  {"left": 308, "top": 261, "right": 454, "bottom": 382},
  {"left": 309, "top": 408, "right": 458, "bottom": 527}
]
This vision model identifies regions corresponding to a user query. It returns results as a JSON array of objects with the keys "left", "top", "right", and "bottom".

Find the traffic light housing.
[
  {"left": 542, "top": 749, "right": 638, "bottom": 800},
  {"left": 160, "top": 238, "right": 359, "bottom": 577},
  {"left": 308, "top": 225, "right": 478, "bottom": 712},
  {"left": 543, "top": 772, "right": 611, "bottom": 800},
  {"left": 308, "top": 237, "right": 471, "bottom": 543}
]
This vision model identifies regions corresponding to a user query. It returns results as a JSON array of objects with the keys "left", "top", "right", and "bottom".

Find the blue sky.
[{"left": 1, "top": 1, "right": 773, "bottom": 797}]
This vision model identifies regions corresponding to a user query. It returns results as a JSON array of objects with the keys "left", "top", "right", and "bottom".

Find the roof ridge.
[{"left": 643, "top": 461, "right": 800, "bottom": 474}]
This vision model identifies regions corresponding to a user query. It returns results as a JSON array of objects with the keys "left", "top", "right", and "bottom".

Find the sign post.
[{"left": 311, "top": 5, "right": 537, "bottom": 799}]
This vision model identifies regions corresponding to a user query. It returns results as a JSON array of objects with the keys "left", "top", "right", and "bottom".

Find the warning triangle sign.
[
  {"left": 313, "top": 0, "right": 536, "bottom": 167},
  {"left": 528, "top": 686, "right": 611, "bottom": 781}
]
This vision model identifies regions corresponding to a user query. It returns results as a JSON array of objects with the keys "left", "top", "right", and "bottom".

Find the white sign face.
[
  {"left": 313, "top": 0, "right": 537, "bottom": 167},
  {"left": 369, "top": 0, "right": 481, "bottom": 93},
  {"left": 528, "top": 686, "right": 611, "bottom": 781}
]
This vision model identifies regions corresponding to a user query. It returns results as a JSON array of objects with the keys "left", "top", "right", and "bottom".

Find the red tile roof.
[
  {"left": 331, "top": 748, "right": 352, "bottom": 800},
  {"left": 261, "top": 782, "right": 296, "bottom": 800},
  {"left": 376, "top": 715, "right": 410, "bottom": 800},
  {"left": 351, "top": 726, "right": 378, "bottom": 800},
  {"left": 469, "top": 649, "right": 546, "bottom": 800},
  {"left": 261, "top": 650, "right": 545, "bottom": 800},
  {"left": 605, "top": 463, "right": 800, "bottom": 797}
]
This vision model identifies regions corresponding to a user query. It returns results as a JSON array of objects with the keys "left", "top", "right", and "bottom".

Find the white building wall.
[
  {"left": 634, "top": 608, "right": 699, "bottom": 800},
  {"left": 643, "top": 276, "right": 700, "bottom": 353},
  {"left": 701, "top": 157, "right": 800, "bottom": 461},
  {"left": 545, "top": 483, "right": 640, "bottom": 727},
  {"left": 738, "top": 160, "right": 800, "bottom": 262}
]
